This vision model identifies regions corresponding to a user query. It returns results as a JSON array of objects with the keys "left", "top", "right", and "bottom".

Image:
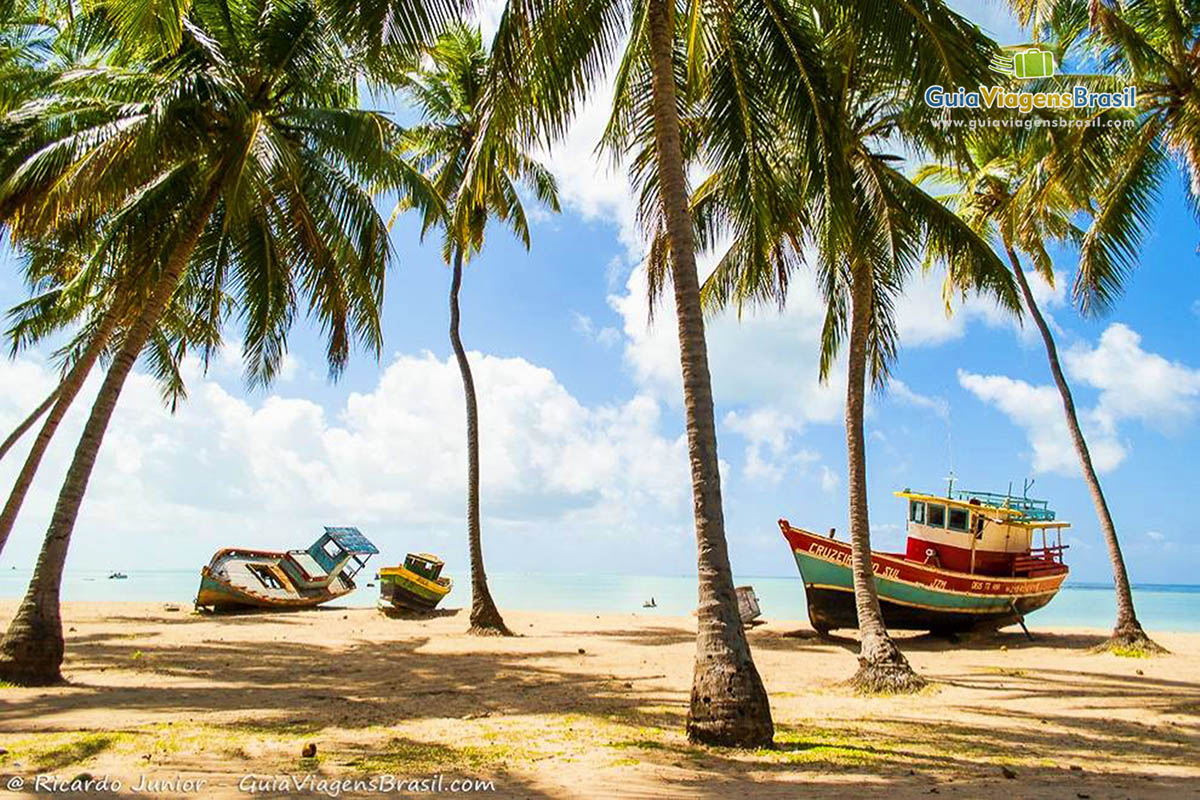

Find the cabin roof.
[
  {"left": 894, "top": 490, "right": 1069, "bottom": 528},
  {"left": 322, "top": 526, "right": 379, "bottom": 555},
  {"left": 408, "top": 552, "right": 444, "bottom": 565}
]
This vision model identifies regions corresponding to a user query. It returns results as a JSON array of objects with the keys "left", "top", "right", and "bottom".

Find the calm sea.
[{"left": 0, "top": 568, "right": 1197, "bottom": 632}]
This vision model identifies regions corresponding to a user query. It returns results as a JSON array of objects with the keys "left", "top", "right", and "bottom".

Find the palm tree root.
[
  {"left": 850, "top": 634, "right": 926, "bottom": 694},
  {"left": 0, "top": 605, "right": 65, "bottom": 686},
  {"left": 468, "top": 600, "right": 513, "bottom": 637},
  {"left": 686, "top": 659, "right": 775, "bottom": 748},
  {"left": 1092, "top": 620, "right": 1168, "bottom": 657}
]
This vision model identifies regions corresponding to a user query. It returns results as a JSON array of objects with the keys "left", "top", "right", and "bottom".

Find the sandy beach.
[{"left": 1, "top": 601, "right": 1197, "bottom": 798}]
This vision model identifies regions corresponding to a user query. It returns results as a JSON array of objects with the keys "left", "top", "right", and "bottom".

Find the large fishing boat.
[
  {"left": 781, "top": 487, "right": 1070, "bottom": 634},
  {"left": 195, "top": 527, "right": 378, "bottom": 612}
]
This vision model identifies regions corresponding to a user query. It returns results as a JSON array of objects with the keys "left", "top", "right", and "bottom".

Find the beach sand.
[{"left": 1, "top": 601, "right": 1197, "bottom": 798}]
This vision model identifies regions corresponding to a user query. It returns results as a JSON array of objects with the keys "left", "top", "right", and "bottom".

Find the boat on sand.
[
  {"left": 195, "top": 527, "right": 378, "bottom": 612},
  {"left": 378, "top": 553, "right": 453, "bottom": 614},
  {"left": 781, "top": 488, "right": 1069, "bottom": 634}
]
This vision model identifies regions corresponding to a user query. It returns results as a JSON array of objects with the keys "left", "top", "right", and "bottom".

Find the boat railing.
[
  {"left": 953, "top": 489, "right": 1056, "bottom": 522},
  {"left": 1026, "top": 544, "right": 1069, "bottom": 564}
]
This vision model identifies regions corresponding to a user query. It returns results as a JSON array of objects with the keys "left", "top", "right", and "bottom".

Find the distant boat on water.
[
  {"left": 378, "top": 553, "right": 453, "bottom": 614},
  {"left": 108, "top": 572, "right": 127, "bottom": 580},
  {"left": 782, "top": 487, "right": 1070, "bottom": 634},
  {"left": 195, "top": 527, "right": 378, "bottom": 612}
]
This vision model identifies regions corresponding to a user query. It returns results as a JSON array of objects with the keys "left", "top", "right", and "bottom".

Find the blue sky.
[{"left": 0, "top": 1, "right": 1197, "bottom": 588}]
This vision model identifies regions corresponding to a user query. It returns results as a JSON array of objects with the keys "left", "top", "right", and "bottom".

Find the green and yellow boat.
[{"left": 378, "top": 553, "right": 453, "bottom": 614}]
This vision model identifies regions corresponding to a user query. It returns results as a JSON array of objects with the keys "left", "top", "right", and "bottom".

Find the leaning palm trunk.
[
  {"left": 449, "top": 250, "right": 511, "bottom": 637},
  {"left": 0, "top": 389, "right": 59, "bottom": 463},
  {"left": 646, "top": 0, "right": 773, "bottom": 747},
  {"left": 1004, "top": 246, "right": 1164, "bottom": 654},
  {"left": 845, "top": 264, "right": 925, "bottom": 693},
  {"left": 0, "top": 184, "right": 221, "bottom": 686},
  {"left": 0, "top": 307, "right": 121, "bottom": 556}
]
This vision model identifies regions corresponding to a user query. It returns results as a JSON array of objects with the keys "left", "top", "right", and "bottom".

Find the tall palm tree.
[
  {"left": 486, "top": 0, "right": 828, "bottom": 745},
  {"left": 919, "top": 120, "right": 1167, "bottom": 654},
  {"left": 0, "top": 241, "right": 231, "bottom": 557},
  {"left": 396, "top": 24, "right": 560, "bottom": 635},
  {"left": 0, "top": 0, "right": 435, "bottom": 685},
  {"left": 699, "top": 0, "right": 1019, "bottom": 691}
]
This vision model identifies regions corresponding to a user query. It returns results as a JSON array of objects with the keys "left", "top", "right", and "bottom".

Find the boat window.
[
  {"left": 249, "top": 565, "right": 284, "bottom": 590},
  {"left": 927, "top": 504, "right": 946, "bottom": 528},
  {"left": 322, "top": 539, "right": 342, "bottom": 561},
  {"left": 948, "top": 507, "right": 970, "bottom": 532},
  {"left": 909, "top": 500, "right": 925, "bottom": 524}
]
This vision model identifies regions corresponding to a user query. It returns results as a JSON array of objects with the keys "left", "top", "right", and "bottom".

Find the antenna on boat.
[
  {"left": 944, "top": 400, "right": 956, "bottom": 497},
  {"left": 1023, "top": 477, "right": 1035, "bottom": 499}
]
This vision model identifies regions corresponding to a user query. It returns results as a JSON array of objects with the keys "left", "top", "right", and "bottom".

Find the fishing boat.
[
  {"left": 378, "top": 553, "right": 453, "bottom": 614},
  {"left": 195, "top": 527, "right": 378, "bottom": 612},
  {"left": 781, "top": 487, "right": 1070, "bottom": 634}
]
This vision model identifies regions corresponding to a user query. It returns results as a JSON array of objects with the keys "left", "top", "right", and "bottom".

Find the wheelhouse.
[
  {"left": 280, "top": 526, "right": 379, "bottom": 590},
  {"left": 896, "top": 489, "right": 1068, "bottom": 578},
  {"left": 403, "top": 553, "right": 445, "bottom": 582}
]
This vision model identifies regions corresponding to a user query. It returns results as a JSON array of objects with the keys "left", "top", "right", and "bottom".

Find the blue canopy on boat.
[{"left": 322, "top": 526, "right": 379, "bottom": 555}]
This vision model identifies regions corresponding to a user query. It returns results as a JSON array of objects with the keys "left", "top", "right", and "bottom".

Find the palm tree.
[
  {"left": 0, "top": 241, "right": 231, "bottom": 557},
  {"left": 486, "top": 0, "right": 834, "bottom": 744},
  {"left": 1010, "top": 0, "right": 1200, "bottom": 218},
  {"left": 0, "top": 0, "right": 435, "bottom": 685},
  {"left": 395, "top": 24, "right": 560, "bottom": 636},
  {"left": 699, "top": 0, "right": 1020, "bottom": 691},
  {"left": 919, "top": 120, "right": 1167, "bottom": 654}
]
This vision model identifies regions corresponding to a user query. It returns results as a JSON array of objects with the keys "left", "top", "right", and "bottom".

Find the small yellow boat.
[{"left": 378, "top": 553, "right": 453, "bottom": 613}]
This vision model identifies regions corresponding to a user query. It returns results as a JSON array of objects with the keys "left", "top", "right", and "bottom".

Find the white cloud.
[
  {"left": 820, "top": 465, "right": 840, "bottom": 494},
  {"left": 611, "top": 262, "right": 844, "bottom": 424},
  {"left": 888, "top": 379, "right": 949, "bottom": 420},
  {"left": 572, "top": 312, "right": 621, "bottom": 348},
  {"left": 893, "top": 265, "right": 1066, "bottom": 347},
  {"left": 959, "top": 325, "right": 1200, "bottom": 476},
  {"left": 1063, "top": 323, "right": 1200, "bottom": 432},
  {"left": 724, "top": 408, "right": 818, "bottom": 484},
  {"left": 0, "top": 351, "right": 690, "bottom": 568},
  {"left": 958, "top": 371, "right": 1127, "bottom": 475}
]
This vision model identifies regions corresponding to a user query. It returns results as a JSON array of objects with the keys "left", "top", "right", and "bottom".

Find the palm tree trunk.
[
  {"left": 647, "top": 0, "right": 773, "bottom": 748},
  {"left": 449, "top": 249, "right": 510, "bottom": 637},
  {"left": 845, "top": 263, "right": 924, "bottom": 693},
  {"left": 0, "top": 307, "right": 121, "bottom": 556},
  {"left": 0, "top": 183, "right": 221, "bottom": 686},
  {"left": 1005, "top": 246, "right": 1164, "bottom": 654},
  {"left": 0, "top": 388, "right": 59, "bottom": 464}
]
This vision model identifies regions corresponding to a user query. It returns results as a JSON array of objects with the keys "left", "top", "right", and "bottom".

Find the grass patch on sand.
[
  {"left": 1108, "top": 645, "right": 1155, "bottom": 659},
  {"left": 347, "top": 738, "right": 516, "bottom": 773},
  {"left": 10, "top": 732, "right": 133, "bottom": 770}
]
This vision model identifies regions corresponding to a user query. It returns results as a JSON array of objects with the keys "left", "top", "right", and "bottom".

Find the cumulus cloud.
[
  {"left": 958, "top": 324, "right": 1200, "bottom": 475},
  {"left": 0, "top": 351, "right": 690, "bottom": 568},
  {"left": 572, "top": 312, "right": 621, "bottom": 348},
  {"left": 957, "top": 371, "right": 1127, "bottom": 474},
  {"left": 887, "top": 380, "right": 949, "bottom": 420},
  {"left": 1062, "top": 323, "right": 1200, "bottom": 432},
  {"left": 893, "top": 265, "right": 1066, "bottom": 347}
]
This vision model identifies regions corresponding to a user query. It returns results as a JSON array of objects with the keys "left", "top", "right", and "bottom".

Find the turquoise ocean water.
[{"left": 1, "top": 568, "right": 1197, "bottom": 632}]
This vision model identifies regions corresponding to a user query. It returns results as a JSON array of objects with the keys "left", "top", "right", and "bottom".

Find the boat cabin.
[
  {"left": 403, "top": 553, "right": 445, "bottom": 582},
  {"left": 896, "top": 489, "right": 1068, "bottom": 578},
  {"left": 280, "top": 526, "right": 379, "bottom": 589}
]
